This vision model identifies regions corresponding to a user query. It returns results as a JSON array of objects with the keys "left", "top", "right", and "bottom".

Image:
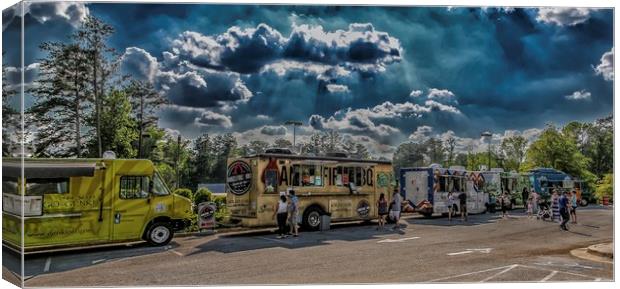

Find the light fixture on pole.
[
  {"left": 285, "top": 120, "right": 303, "bottom": 151},
  {"left": 481, "top": 131, "right": 492, "bottom": 171}
]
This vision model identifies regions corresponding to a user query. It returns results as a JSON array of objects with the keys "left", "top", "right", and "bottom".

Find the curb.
[{"left": 587, "top": 243, "right": 613, "bottom": 259}]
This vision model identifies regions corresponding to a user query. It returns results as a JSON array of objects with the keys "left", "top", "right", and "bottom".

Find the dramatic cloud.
[
  {"left": 195, "top": 111, "right": 233, "bottom": 128},
  {"left": 325, "top": 84, "right": 350, "bottom": 94},
  {"left": 166, "top": 22, "right": 403, "bottom": 75},
  {"left": 427, "top": 88, "right": 456, "bottom": 102},
  {"left": 564, "top": 90, "right": 592, "bottom": 101},
  {"left": 408, "top": 125, "right": 433, "bottom": 142},
  {"left": 120, "top": 47, "right": 253, "bottom": 108},
  {"left": 536, "top": 8, "right": 594, "bottom": 26},
  {"left": 28, "top": 2, "right": 89, "bottom": 27},
  {"left": 260, "top": 125, "right": 288, "bottom": 136},
  {"left": 4, "top": 63, "right": 40, "bottom": 90},
  {"left": 594, "top": 48, "right": 614, "bottom": 81},
  {"left": 409, "top": 90, "right": 423, "bottom": 98}
]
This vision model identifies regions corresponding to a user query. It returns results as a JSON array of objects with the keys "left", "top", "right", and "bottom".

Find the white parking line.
[
  {"left": 427, "top": 264, "right": 516, "bottom": 282},
  {"left": 540, "top": 270, "right": 558, "bottom": 282},
  {"left": 480, "top": 264, "right": 519, "bottom": 282},
  {"left": 447, "top": 251, "right": 474, "bottom": 256},
  {"left": 92, "top": 259, "right": 107, "bottom": 265},
  {"left": 169, "top": 249, "right": 184, "bottom": 257},
  {"left": 377, "top": 236, "right": 420, "bottom": 243},
  {"left": 43, "top": 257, "right": 52, "bottom": 273}
]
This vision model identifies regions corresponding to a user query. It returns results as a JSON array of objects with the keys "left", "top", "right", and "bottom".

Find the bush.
[
  {"left": 193, "top": 188, "right": 213, "bottom": 206},
  {"left": 173, "top": 188, "right": 193, "bottom": 201},
  {"left": 595, "top": 174, "right": 613, "bottom": 203}
]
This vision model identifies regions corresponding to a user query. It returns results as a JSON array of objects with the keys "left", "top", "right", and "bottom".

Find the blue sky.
[{"left": 2, "top": 3, "right": 614, "bottom": 157}]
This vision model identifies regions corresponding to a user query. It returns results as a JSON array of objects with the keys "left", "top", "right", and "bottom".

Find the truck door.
[
  {"left": 112, "top": 175, "right": 152, "bottom": 241},
  {"left": 404, "top": 170, "right": 429, "bottom": 206}
]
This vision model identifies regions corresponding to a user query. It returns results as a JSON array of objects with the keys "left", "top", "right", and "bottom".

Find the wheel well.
[
  {"left": 142, "top": 216, "right": 172, "bottom": 240},
  {"left": 304, "top": 204, "right": 326, "bottom": 216}
]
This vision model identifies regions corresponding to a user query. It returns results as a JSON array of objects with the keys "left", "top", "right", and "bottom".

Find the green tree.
[
  {"left": 500, "top": 135, "right": 527, "bottom": 172},
  {"left": 126, "top": 80, "right": 167, "bottom": 158},
  {"left": 393, "top": 141, "right": 427, "bottom": 173},
  {"left": 273, "top": 138, "right": 293, "bottom": 149},
  {"left": 594, "top": 174, "right": 613, "bottom": 202},
  {"left": 2, "top": 54, "right": 20, "bottom": 156},
  {"left": 96, "top": 90, "right": 138, "bottom": 158},
  {"left": 523, "top": 124, "right": 591, "bottom": 182},
  {"left": 193, "top": 188, "right": 213, "bottom": 206},
  {"left": 74, "top": 15, "right": 117, "bottom": 157},
  {"left": 444, "top": 136, "right": 456, "bottom": 167},
  {"left": 173, "top": 188, "right": 193, "bottom": 201},
  {"left": 425, "top": 137, "right": 445, "bottom": 164},
  {"left": 29, "top": 42, "right": 91, "bottom": 157}
]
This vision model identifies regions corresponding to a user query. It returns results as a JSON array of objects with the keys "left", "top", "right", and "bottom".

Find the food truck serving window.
[
  {"left": 292, "top": 164, "right": 323, "bottom": 187},
  {"left": 120, "top": 176, "right": 150, "bottom": 199},
  {"left": 26, "top": 178, "right": 69, "bottom": 195}
]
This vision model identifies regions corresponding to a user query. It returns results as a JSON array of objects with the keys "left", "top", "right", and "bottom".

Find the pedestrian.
[
  {"left": 288, "top": 190, "right": 299, "bottom": 237},
  {"left": 551, "top": 190, "right": 560, "bottom": 223},
  {"left": 527, "top": 195, "right": 534, "bottom": 219},
  {"left": 569, "top": 190, "right": 578, "bottom": 224},
  {"left": 390, "top": 188, "right": 402, "bottom": 230},
  {"left": 500, "top": 192, "right": 508, "bottom": 219},
  {"left": 447, "top": 191, "right": 455, "bottom": 222},
  {"left": 559, "top": 191, "right": 570, "bottom": 231},
  {"left": 532, "top": 189, "right": 539, "bottom": 216},
  {"left": 272, "top": 192, "right": 289, "bottom": 239},
  {"left": 458, "top": 191, "right": 468, "bottom": 221},
  {"left": 377, "top": 193, "right": 388, "bottom": 230},
  {"left": 521, "top": 187, "right": 529, "bottom": 212}
]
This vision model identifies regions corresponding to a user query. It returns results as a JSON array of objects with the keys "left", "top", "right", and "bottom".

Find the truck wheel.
[
  {"left": 580, "top": 199, "right": 589, "bottom": 206},
  {"left": 146, "top": 222, "right": 173, "bottom": 246},
  {"left": 303, "top": 206, "right": 322, "bottom": 231}
]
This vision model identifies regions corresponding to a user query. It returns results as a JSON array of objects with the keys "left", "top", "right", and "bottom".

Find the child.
[{"left": 527, "top": 195, "right": 534, "bottom": 219}]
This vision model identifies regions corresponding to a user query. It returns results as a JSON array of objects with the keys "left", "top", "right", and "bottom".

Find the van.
[{"left": 2, "top": 158, "right": 193, "bottom": 251}]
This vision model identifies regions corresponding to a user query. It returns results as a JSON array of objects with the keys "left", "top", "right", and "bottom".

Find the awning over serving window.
[{"left": 2, "top": 161, "right": 98, "bottom": 178}]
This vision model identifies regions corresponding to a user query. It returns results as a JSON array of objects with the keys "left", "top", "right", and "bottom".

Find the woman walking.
[
  {"left": 273, "top": 193, "right": 289, "bottom": 239},
  {"left": 447, "top": 192, "right": 455, "bottom": 222},
  {"left": 377, "top": 193, "right": 388, "bottom": 230},
  {"left": 551, "top": 190, "right": 560, "bottom": 223},
  {"left": 570, "top": 190, "right": 578, "bottom": 224},
  {"left": 526, "top": 195, "right": 534, "bottom": 219}
]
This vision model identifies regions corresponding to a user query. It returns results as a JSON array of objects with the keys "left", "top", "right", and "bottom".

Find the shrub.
[
  {"left": 173, "top": 188, "right": 193, "bottom": 201},
  {"left": 193, "top": 188, "right": 213, "bottom": 206},
  {"left": 595, "top": 174, "right": 613, "bottom": 203}
]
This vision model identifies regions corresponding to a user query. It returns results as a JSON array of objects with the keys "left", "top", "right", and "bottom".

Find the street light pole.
[
  {"left": 481, "top": 131, "right": 492, "bottom": 170},
  {"left": 285, "top": 121, "right": 303, "bottom": 152}
]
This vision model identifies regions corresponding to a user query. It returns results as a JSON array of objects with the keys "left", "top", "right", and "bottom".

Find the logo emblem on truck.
[
  {"left": 356, "top": 200, "right": 370, "bottom": 218},
  {"left": 227, "top": 161, "right": 253, "bottom": 195}
]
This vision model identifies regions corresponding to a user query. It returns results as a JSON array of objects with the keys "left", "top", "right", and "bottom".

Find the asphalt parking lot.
[{"left": 3, "top": 205, "right": 614, "bottom": 286}]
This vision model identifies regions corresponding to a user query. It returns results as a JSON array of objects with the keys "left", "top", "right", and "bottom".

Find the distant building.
[{"left": 197, "top": 183, "right": 226, "bottom": 197}]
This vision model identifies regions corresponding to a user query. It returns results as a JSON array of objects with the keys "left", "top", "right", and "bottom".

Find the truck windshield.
[{"left": 152, "top": 173, "right": 171, "bottom": 196}]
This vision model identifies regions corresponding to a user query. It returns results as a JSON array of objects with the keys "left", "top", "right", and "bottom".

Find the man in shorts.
[
  {"left": 288, "top": 190, "right": 299, "bottom": 237},
  {"left": 459, "top": 191, "right": 468, "bottom": 221}
]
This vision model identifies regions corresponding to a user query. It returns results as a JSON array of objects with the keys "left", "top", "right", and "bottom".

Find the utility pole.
[{"left": 284, "top": 120, "right": 303, "bottom": 151}]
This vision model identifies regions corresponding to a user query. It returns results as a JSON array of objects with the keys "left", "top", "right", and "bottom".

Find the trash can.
[{"left": 320, "top": 213, "right": 331, "bottom": 231}]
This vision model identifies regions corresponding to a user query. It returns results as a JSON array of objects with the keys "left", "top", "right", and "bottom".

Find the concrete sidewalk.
[{"left": 571, "top": 242, "right": 613, "bottom": 264}]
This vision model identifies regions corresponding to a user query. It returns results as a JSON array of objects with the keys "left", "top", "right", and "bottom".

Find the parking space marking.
[
  {"left": 92, "top": 259, "right": 106, "bottom": 265},
  {"left": 447, "top": 251, "right": 474, "bottom": 256},
  {"left": 377, "top": 236, "right": 420, "bottom": 243},
  {"left": 448, "top": 248, "right": 492, "bottom": 256},
  {"left": 540, "top": 270, "right": 557, "bottom": 282},
  {"left": 43, "top": 257, "right": 52, "bottom": 273},
  {"left": 480, "top": 264, "right": 518, "bottom": 282},
  {"left": 427, "top": 264, "right": 516, "bottom": 282},
  {"left": 169, "top": 249, "right": 184, "bottom": 257}
]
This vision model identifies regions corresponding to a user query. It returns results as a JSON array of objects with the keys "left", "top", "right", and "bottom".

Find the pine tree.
[
  {"left": 126, "top": 80, "right": 167, "bottom": 157},
  {"left": 74, "top": 15, "right": 116, "bottom": 157},
  {"left": 29, "top": 42, "right": 91, "bottom": 157},
  {"left": 97, "top": 90, "right": 138, "bottom": 158},
  {"left": 2, "top": 55, "right": 19, "bottom": 156}
]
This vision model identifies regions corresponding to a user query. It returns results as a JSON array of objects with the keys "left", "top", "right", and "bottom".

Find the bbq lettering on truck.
[{"left": 278, "top": 165, "right": 375, "bottom": 187}]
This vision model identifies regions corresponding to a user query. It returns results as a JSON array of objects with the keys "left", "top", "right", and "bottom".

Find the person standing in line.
[
  {"left": 521, "top": 187, "right": 529, "bottom": 212},
  {"left": 532, "top": 189, "right": 539, "bottom": 217},
  {"left": 551, "top": 190, "right": 560, "bottom": 223},
  {"left": 377, "top": 193, "right": 388, "bottom": 230},
  {"left": 569, "top": 190, "right": 578, "bottom": 224},
  {"left": 273, "top": 193, "right": 289, "bottom": 239},
  {"left": 390, "top": 189, "right": 402, "bottom": 230},
  {"left": 499, "top": 192, "right": 508, "bottom": 219},
  {"left": 559, "top": 191, "right": 570, "bottom": 231},
  {"left": 458, "top": 191, "right": 468, "bottom": 222},
  {"left": 527, "top": 195, "right": 534, "bottom": 219},
  {"left": 447, "top": 191, "right": 455, "bottom": 222},
  {"left": 288, "top": 190, "right": 299, "bottom": 237}
]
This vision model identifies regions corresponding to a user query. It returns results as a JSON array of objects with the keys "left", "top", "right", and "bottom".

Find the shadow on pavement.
[{"left": 186, "top": 222, "right": 410, "bottom": 256}]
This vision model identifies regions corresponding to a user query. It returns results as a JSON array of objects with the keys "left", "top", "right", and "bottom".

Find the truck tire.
[
  {"left": 303, "top": 206, "right": 322, "bottom": 231},
  {"left": 146, "top": 222, "right": 174, "bottom": 246},
  {"left": 580, "top": 199, "right": 589, "bottom": 207}
]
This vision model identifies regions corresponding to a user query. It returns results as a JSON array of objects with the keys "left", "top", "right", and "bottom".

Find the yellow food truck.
[
  {"left": 2, "top": 157, "right": 193, "bottom": 251},
  {"left": 226, "top": 151, "right": 395, "bottom": 230}
]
